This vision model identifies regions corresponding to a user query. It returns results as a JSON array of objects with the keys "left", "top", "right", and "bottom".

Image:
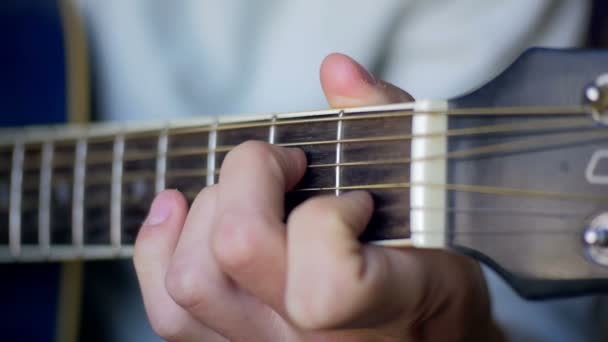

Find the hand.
[{"left": 134, "top": 53, "right": 504, "bottom": 341}]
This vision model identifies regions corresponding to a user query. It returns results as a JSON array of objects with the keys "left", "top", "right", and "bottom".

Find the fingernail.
[
  {"left": 344, "top": 191, "right": 373, "bottom": 209},
  {"left": 354, "top": 60, "right": 376, "bottom": 85},
  {"left": 143, "top": 193, "right": 173, "bottom": 226},
  {"left": 286, "top": 147, "right": 306, "bottom": 160},
  {"left": 286, "top": 147, "right": 308, "bottom": 166}
]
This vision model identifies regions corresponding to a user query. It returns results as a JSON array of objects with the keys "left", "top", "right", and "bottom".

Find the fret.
[
  {"left": 335, "top": 111, "right": 344, "bottom": 196},
  {"left": 339, "top": 109, "right": 412, "bottom": 242},
  {"left": 39, "top": 142, "right": 54, "bottom": 256},
  {"left": 207, "top": 121, "right": 217, "bottom": 186},
  {"left": 268, "top": 115, "right": 277, "bottom": 144},
  {"left": 276, "top": 113, "right": 337, "bottom": 188},
  {"left": 84, "top": 140, "right": 113, "bottom": 245},
  {"left": 51, "top": 143, "right": 75, "bottom": 244},
  {"left": 278, "top": 113, "right": 339, "bottom": 215},
  {"left": 72, "top": 139, "right": 87, "bottom": 252},
  {"left": 214, "top": 118, "right": 270, "bottom": 180},
  {"left": 9, "top": 142, "right": 24, "bottom": 258},
  {"left": 155, "top": 128, "right": 168, "bottom": 194},
  {"left": 21, "top": 145, "right": 42, "bottom": 245},
  {"left": 122, "top": 135, "right": 159, "bottom": 245},
  {"left": 111, "top": 135, "right": 125, "bottom": 252},
  {"left": 0, "top": 147, "right": 11, "bottom": 246},
  {"left": 165, "top": 127, "right": 209, "bottom": 197}
]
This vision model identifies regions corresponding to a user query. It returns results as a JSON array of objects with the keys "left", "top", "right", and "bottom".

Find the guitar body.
[{"left": 0, "top": 1, "right": 88, "bottom": 341}]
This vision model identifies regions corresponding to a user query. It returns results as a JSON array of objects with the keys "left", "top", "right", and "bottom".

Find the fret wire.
[
  {"left": 335, "top": 111, "right": 344, "bottom": 196},
  {"left": 9, "top": 141, "right": 24, "bottom": 259},
  {"left": 207, "top": 121, "right": 218, "bottom": 186},
  {"left": 72, "top": 139, "right": 87, "bottom": 253},
  {"left": 38, "top": 141, "right": 54, "bottom": 257},
  {"left": 268, "top": 115, "right": 277, "bottom": 144},
  {"left": 111, "top": 135, "right": 125, "bottom": 252},
  {"left": 8, "top": 117, "right": 592, "bottom": 170},
  {"left": 155, "top": 128, "right": 169, "bottom": 194}
]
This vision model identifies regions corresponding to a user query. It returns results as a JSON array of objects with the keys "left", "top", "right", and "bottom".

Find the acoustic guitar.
[
  {"left": 0, "top": 1, "right": 89, "bottom": 341},
  {"left": 2, "top": 5, "right": 608, "bottom": 341}
]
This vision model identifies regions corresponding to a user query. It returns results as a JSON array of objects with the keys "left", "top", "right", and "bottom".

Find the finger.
[
  {"left": 134, "top": 190, "right": 226, "bottom": 342},
  {"left": 165, "top": 187, "right": 232, "bottom": 324},
  {"left": 211, "top": 141, "right": 307, "bottom": 312},
  {"left": 285, "top": 191, "right": 380, "bottom": 329},
  {"left": 320, "top": 53, "right": 413, "bottom": 107},
  {"left": 167, "top": 186, "right": 291, "bottom": 341},
  {"left": 286, "top": 191, "right": 485, "bottom": 332}
]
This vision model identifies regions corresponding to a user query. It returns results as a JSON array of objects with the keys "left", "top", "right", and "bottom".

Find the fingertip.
[
  {"left": 221, "top": 141, "right": 306, "bottom": 192},
  {"left": 142, "top": 189, "right": 188, "bottom": 227},
  {"left": 342, "top": 191, "right": 374, "bottom": 215},
  {"left": 320, "top": 53, "right": 377, "bottom": 106},
  {"left": 283, "top": 147, "right": 307, "bottom": 188},
  {"left": 320, "top": 53, "right": 413, "bottom": 107},
  {"left": 134, "top": 189, "right": 188, "bottom": 267}
]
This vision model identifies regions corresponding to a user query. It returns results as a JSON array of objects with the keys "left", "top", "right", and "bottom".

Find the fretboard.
[{"left": 0, "top": 102, "right": 424, "bottom": 262}]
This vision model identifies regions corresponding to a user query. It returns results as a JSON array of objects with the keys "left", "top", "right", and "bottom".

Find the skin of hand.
[{"left": 133, "top": 53, "right": 505, "bottom": 342}]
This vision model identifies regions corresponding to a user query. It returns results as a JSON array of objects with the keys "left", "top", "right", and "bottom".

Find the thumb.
[{"left": 320, "top": 53, "right": 413, "bottom": 108}]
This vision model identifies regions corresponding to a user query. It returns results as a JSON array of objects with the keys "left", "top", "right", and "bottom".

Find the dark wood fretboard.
[{"left": 0, "top": 103, "right": 416, "bottom": 262}]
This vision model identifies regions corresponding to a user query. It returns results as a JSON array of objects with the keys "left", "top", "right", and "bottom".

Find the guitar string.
[
  {"left": 1, "top": 116, "right": 591, "bottom": 170},
  {"left": 143, "top": 105, "right": 589, "bottom": 138},
  {"left": 2, "top": 117, "right": 594, "bottom": 171},
  {"left": 8, "top": 174, "right": 608, "bottom": 213},
  {"left": 10, "top": 191, "right": 592, "bottom": 233},
  {"left": 4, "top": 126, "right": 606, "bottom": 214},
  {"left": 13, "top": 125, "right": 608, "bottom": 195},
  {"left": 2, "top": 108, "right": 606, "bottom": 216},
  {"left": 0, "top": 105, "right": 590, "bottom": 150}
]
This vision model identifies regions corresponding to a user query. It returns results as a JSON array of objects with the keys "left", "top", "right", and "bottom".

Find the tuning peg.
[
  {"left": 583, "top": 74, "right": 608, "bottom": 125},
  {"left": 584, "top": 213, "right": 608, "bottom": 267},
  {"left": 584, "top": 226, "right": 608, "bottom": 247}
]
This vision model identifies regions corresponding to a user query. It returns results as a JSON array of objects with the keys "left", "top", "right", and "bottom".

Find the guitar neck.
[{"left": 0, "top": 101, "right": 444, "bottom": 262}]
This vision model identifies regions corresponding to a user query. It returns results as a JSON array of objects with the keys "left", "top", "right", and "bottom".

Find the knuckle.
[
  {"left": 286, "top": 273, "right": 341, "bottom": 329},
  {"left": 212, "top": 216, "right": 262, "bottom": 272},
  {"left": 165, "top": 261, "right": 210, "bottom": 309},
  {"left": 224, "top": 140, "right": 272, "bottom": 166}
]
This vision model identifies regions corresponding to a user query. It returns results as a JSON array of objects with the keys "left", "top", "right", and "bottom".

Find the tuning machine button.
[
  {"left": 584, "top": 212, "right": 608, "bottom": 267},
  {"left": 583, "top": 74, "right": 608, "bottom": 125}
]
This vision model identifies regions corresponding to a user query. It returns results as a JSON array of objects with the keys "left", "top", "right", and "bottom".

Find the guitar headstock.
[{"left": 446, "top": 48, "right": 608, "bottom": 298}]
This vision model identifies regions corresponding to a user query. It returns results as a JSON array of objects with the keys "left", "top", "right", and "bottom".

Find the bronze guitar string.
[{"left": 0, "top": 116, "right": 594, "bottom": 171}]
